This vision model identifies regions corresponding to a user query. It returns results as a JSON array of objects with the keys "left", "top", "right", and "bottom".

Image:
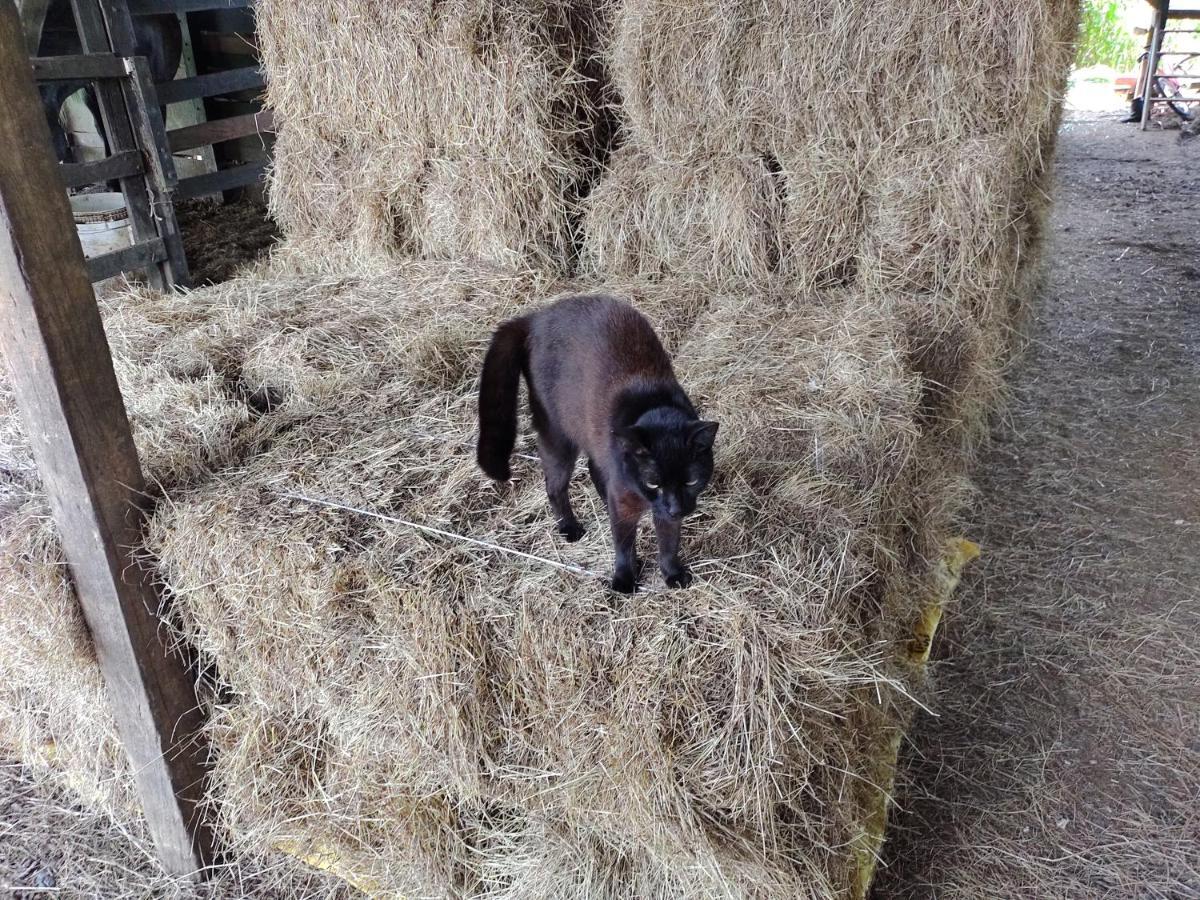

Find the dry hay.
[
  {"left": 125, "top": 271, "right": 991, "bottom": 898},
  {"left": 0, "top": 263, "right": 556, "bottom": 822},
  {"left": 580, "top": 147, "right": 784, "bottom": 283},
  {"left": 0, "top": 266, "right": 1011, "bottom": 895},
  {"left": 605, "top": 0, "right": 1078, "bottom": 156},
  {"left": 582, "top": 0, "right": 1077, "bottom": 299},
  {"left": 0, "top": 481, "right": 136, "bottom": 817},
  {"left": 0, "top": 0, "right": 1080, "bottom": 892},
  {"left": 259, "top": 0, "right": 601, "bottom": 273}
]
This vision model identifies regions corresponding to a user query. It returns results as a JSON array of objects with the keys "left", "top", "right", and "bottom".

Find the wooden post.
[
  {"left": 1141, "top": 1, "right": 1170, "bottom": 131},
  {"left": 0, "top": 0, "right": 212, "bottom": 879}
]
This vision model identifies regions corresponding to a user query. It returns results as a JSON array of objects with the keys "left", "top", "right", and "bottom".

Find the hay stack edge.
[{"left": 0, "top": 1, "right": 1079, "bottom": 896}]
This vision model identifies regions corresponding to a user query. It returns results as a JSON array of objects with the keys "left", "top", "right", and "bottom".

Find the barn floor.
[
  {"left": 876, "top": 112, "right": 1200, "bottom": 898},
  {"left": 176, "top": 196, "right": 280, "bottom": 286},
  {"left": 1, "top": 111, "right": 1197, "bottom": 898}
]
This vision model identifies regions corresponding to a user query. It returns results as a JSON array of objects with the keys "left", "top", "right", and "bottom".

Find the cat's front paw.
[
  {"left": 610, "top": 570, "right": 638, "bottom": 594},
  {"left": 558, "top": 521, "right": 585, "bottom": 543},
  {"left": 664, "top": 567, "right": 693, "bottom": 589}
]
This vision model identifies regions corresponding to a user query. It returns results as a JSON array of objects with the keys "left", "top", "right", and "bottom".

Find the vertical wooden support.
[
  {"left": 1141, "top": 1, "right": 1170, "bottom": 131},
  {"left": 17, "top": 0, "right": 52, "bottom": 54},
  {"left": 1135, "top": 16, "right": 1155, "bottom": 119},
  {"left": 0, "top": 0, "right": 212, "bottom": 880}
]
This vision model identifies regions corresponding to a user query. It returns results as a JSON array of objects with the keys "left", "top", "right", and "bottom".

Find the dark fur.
[{"left": 477, "top": 294, "right": 718, "bottom": 593}]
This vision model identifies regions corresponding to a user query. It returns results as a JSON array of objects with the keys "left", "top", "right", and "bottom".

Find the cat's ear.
[
  {"left": 614, "top": 426, "right": 652, "bottom": 459},
  {"left": 688, "top": 420, "right": 719, "bottom": 452}
]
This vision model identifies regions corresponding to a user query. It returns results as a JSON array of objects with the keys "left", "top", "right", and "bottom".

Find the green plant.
[{"left": 1076, "top": 0, "right": 1138, "bottom": 70}]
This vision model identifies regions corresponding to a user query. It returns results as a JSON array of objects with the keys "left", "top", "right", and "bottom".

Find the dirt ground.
[
  {"left": 1, "top": 112, "right": 1197, "bottom": 897},
  {"left": 176, "top": 196, "right": 280, "bottom": 285},
  {"left": 875, "top": 112, "right": 1200, "bottom": 898}
]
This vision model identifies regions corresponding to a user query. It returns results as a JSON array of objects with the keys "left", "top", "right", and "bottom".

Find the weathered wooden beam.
[
  {"left": 175, "top": 159, "right": 267, "bottom": 199},
  {"left": 30, "top": 52, "right": 126, "bottom": 80},
  {"left": 85, "top": 238, "right": 167, "bottom": 282},
  {"left": 155, "top": 64, "right": 264, "bottom": 104},
  {"left": 58, "top": 149, "right": 144, "bottom": 189},
  {"left": 129, "top": 0, "right": 253, "bottom": 14},
  {"left": 0, "top": 0, "right": 213, "bottom": 879},
  {"left": 168, "top": 108, "right": 274, "bottom": 152}
]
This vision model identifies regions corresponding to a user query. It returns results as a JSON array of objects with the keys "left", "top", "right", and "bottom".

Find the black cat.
[{"left": 477, "top": 293, "right": 717, "bottom": 593}]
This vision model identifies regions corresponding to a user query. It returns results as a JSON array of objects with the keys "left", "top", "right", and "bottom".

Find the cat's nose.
[{"left": 666, "top": 496, "right": 685, "bottom": 519}]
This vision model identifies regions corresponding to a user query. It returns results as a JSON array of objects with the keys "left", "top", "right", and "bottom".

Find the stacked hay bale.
[
  {"left": 259, "top": 0, "right": 604, "bottom": 273},
  {"left": 144, "top": 278, "right": 925, "bottom": 897},
  {"left": 0, "top": 263, "right": 546, "bottom": 818},
  {"left": 583, "top": 0, "right": 1078, "bottom": 433}
]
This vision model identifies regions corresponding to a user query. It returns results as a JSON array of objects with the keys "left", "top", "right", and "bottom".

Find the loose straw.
[{"left": 280, "top": 491, "right": 598, "bottom": 578}]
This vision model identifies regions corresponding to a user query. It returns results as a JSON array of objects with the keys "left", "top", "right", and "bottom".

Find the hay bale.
[
  {"left": 418, "top": 155, "right": 577, "bottom": 272},
  {"left": 857, "top": 138, "right": 1025, "bottom": 334},
  {"left": 580, "top": 148, "right": 784, "bottom": 282},
  {"left": 0, "top": 263, "right": 551, "bottom": 817},
  {"left": 142, "top": 274, "right": 957, "bottom": 897},
  {"left": 258, "top": 0, "right": 599, "bottom": 273},
  {"left": 776, "top": 140, "right": 870, "bottom": 289},
  {"left": 606, "top": 0, "right": 1078, "bottom": 155},
  {"left": 586, "top": 0, "right": 1077, "bottom": 315},
  {"left": 0, "top": 482, "right": 135, "bottom": 815}
]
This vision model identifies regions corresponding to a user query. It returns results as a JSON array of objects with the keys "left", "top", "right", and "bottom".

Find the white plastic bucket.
[{"left": 70, "top": 192, "right": 132, "bottom": 259}]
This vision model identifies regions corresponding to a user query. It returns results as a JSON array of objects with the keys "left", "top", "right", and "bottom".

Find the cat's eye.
[
  {"left": 645, "top": 482, "right": 659, "bottom": 490},
  {"left": 686, "top": 478, "right": 701, "bottom": 486}
]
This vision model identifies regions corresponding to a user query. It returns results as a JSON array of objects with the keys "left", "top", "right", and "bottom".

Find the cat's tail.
[{"left": 476, "top": 315, "right": 530, "bottom": 482}]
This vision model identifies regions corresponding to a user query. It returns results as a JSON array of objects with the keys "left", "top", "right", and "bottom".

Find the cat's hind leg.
[{"left": 537, "top": 431, "right": 584, "bottom": 542}]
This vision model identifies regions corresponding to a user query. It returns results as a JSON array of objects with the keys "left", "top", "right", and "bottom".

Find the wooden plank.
[
  {"left": 58, "top": 149, "right": 144, "bottom": 189},
  {"left": 20, "top": 0, "right": 52, "bottom": 54},
  {"left": 1142, "top": 3, "right": 1169, "bottom": 130},
  {"left": 174, "top": 159, "right": 266, "bottom": 198},
  {"left": 129, "top": 0, "right": 252, "bottom": 14},
  {"left": 110, "top": 0, "right": 190, "bottom": 284},
  {"left": 68, "top": 0, "right": 167, "bottom": 290},
  {"left": 84, "top": 238, "right": 166, "bottom": 282},
  {"left": 30, "top": 53, "right": 125, "bottom": 80},
  {"left": 168, "top": 108, "right": 273, "bottom": 152},
  {"left": 0, "top": 1, "right": 213, "bottom": 878},
  {"left": 123, "top": 56, "right": 177, "bottom": 188},
  {"left": 155, "top": 65, "right": 263, "bottom": 104}
]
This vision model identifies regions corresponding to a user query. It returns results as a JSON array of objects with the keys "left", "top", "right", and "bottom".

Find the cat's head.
[{"left": 615, "top": 416, "right": 719, "bottom": 520}]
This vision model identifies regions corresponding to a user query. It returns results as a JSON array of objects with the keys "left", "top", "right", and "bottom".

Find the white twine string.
[{"left": 279, "top": 491, "right": 598, "bottom": 578}]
